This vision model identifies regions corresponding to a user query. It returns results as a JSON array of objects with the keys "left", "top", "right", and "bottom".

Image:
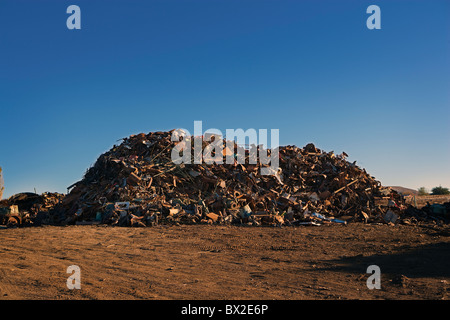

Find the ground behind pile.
[{"left": 0, "top": 224, "right": 449, "bottom": 300}]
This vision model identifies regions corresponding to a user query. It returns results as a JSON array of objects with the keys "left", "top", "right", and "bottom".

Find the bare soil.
[{"left": 0, "top": 223, "right": 449, "bottom": 300}]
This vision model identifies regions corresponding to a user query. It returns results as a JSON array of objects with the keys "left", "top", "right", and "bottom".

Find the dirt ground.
[{"left": 0, "top": 223, "right": 449, "bottom": 300}]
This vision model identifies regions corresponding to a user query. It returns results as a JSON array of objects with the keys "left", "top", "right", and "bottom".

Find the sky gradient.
[{"left": 1, "top": 0, "right": 449, "bottom": 199}]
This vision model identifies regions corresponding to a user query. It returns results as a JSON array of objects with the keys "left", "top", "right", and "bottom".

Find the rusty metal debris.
[
  {"left": 1, "top": 131, "right": 448, "bottom": 229},
  {"left": 403, "top": 202, "right": 450, "bottom": 225},
  {"left": 48, "top": 130, "right": 409, "bottom": 227},
  {"left": 0, "top": 192, "right": 64, "bottom": 227},
  {"left": 0, "top": 167, "right": 4, "bottom": 200}
]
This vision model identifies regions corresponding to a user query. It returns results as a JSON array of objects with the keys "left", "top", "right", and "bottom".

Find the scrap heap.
[
  {"left": 53, "top": 130, "right": 405, "bottom": 227},
  {"left": 0, "top": 166, "right": 4, "bottom": 200},
  {"left": 0, "top": 192, "right": 64, "bottom": 227}
]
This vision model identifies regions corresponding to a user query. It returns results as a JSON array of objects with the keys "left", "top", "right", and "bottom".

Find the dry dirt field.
[{"left": 0, "top": 223, "right": 449, "bottom": 300}]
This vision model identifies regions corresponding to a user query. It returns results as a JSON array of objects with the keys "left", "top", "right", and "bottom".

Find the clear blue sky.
[{"left": 1, "top": 0, "right": 449, "bottom": 199}]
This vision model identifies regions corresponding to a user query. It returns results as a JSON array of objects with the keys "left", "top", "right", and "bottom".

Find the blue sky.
[{"left": 0, "top": 0, "right": 449, "bottom": 198}]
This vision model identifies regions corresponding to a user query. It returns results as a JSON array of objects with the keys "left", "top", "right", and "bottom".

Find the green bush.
[{"left": 431, "top": 186, "right": 450, "bottom": 195}]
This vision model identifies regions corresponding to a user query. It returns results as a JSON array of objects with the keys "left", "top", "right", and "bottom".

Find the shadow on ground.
[{"left": 316, "top": 242, "right": 450, "bottom": 279}]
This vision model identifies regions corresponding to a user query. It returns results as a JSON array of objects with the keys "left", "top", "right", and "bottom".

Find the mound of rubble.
[
  {"left": 49, "top": 130, "right": 408, "bottom": 227},
  {"left": 0, "top": 167, "right": 4, "bottom": 200},
  {"left": 0, "top": 192, "right": 65, "bottom": 227}
]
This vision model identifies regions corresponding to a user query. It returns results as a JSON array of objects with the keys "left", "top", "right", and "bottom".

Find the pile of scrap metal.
[
  {"left": 0, "top": 166, "right": 4, "bottom": 200},
  {"left": 403, "top": 201, "right": 450, "bottom": 225},
  {"left": 51, "top": 130, "right": 406, "bottom": 227},
  {"left": 0, "top": 192, "right": 64, "bottom": 227}
]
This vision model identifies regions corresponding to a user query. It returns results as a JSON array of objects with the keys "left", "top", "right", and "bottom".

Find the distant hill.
[{"left": 389, "top": 186, "right": 419, "bottom": 196}]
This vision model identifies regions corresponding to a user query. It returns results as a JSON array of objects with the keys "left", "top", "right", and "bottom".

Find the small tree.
[
  {"left": 417, "top": 187, "right": 429, "bottom": 195},
  {"left": 431, "top": 186, "right": 450, "bottom": 195}
]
